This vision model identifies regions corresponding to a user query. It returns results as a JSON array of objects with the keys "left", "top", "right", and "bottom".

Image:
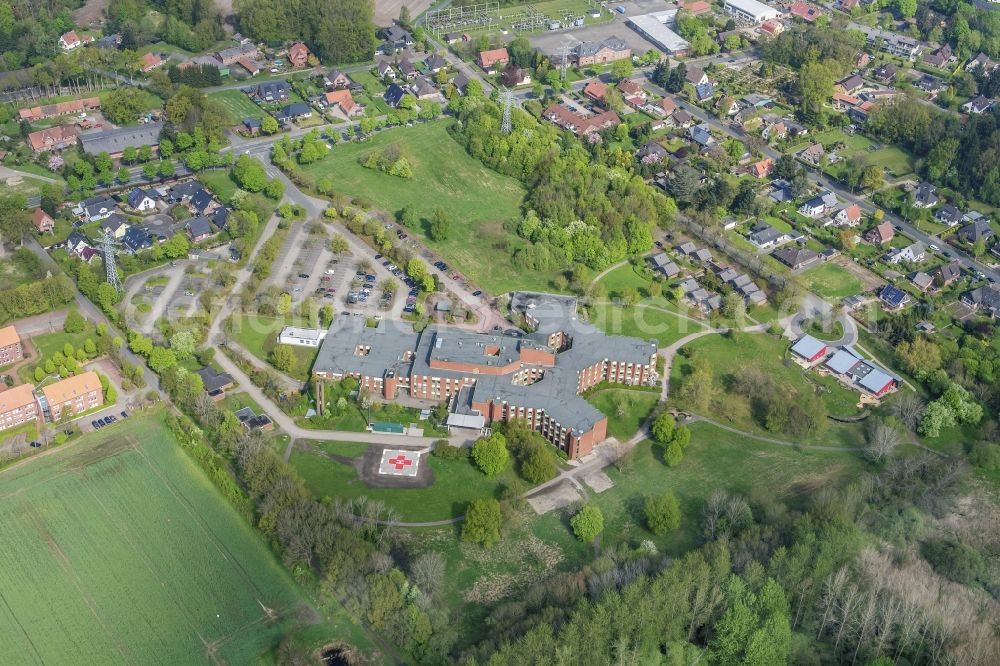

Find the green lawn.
[
  {"left": 0, "top": 408, "right": 373, "bottom": 663},
  {"left": 301, "top": 121, "right": 537, "bottom": 292},
  {"left": 587, "top": 388, "right": 659, "bottom": 441},
  {"left": 0, "top": 175, "right": 48, "bottom": 199},
  {"left": 670, "top": 331, "right": 866, "bottom": 441},
  {"left": 210, "top": 89, "right": 266, "bottom": 124},
  {"left": 229, "top": 314, "right": 317, "bottom": 379},
  {"left": 589, "top": 300, "right": 707, "bottom": 348},
  {"left": 20, "top": 324, "right": 101, "bottom": 383},
  {"left": 801, "top": 262, "right": 864, "bottom": 299},
  {"left": 289, "top": 446, "right": 507, "bottom": 522},
  {"left": 595, "top": 263, "right": 652, "bottom": 298}
]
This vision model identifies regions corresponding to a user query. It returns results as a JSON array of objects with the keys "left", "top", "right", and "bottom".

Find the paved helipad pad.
[{"left": 378, "top": 449, "right": 421, "bottom": 477}]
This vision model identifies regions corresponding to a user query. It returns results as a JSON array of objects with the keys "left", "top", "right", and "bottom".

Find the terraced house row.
[{"left": 311, "top": 293, "right": 658, "bottom": 459}]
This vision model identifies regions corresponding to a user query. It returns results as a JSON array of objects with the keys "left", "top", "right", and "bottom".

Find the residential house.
[
  {"left": 186, "top": 216, "right": 214, "bottom": 242},
  {"left": 677, "top": 241, "right": 698, "bottom": 255},
  {"left": 835, "top": 204, "right": 862, "bottom": 227},
  {"left": 18, "top": 97, "right": 100, "bottom": 123},
  {"left": 958, "top": 217, "right": 993, "bottom": 244},
  {"left": 961, "top": 284, "right": 1000, "bottom": 318},
  {"left": 211, "top": 207, "right": 230, "bottom": 232},
  {"left": 0, "top": 383, "right": 38, "bottom": 432},
  {"left": 935, "top": 204, "right": 964, "bottom": 227},
  {"left": 962, "top": 95, "right": 994, "bottom": 115},
  {"left": 769, "top": 179, "right": 794, "bottom": 203},
  {"left": 0, "top": 326, "right": 23, "bottom": 365},
  {"left": 287, "top": 42, "right": 310, "bottom": 68},
  {"left": 791, "top": 335, "right": 828, "bottom": 363},
  {"left": 79, "top": 123, "right": 163, "bottom": 158},
  {"left": 58, "top": 31, "right": 92, "bottom": 50},
  {"left": 749, "top": 222, "right": 790, "bottom": 249},
  {"left": 649, "top": 253, "right": 681, "bottom": 278},
  {"left": 410, "top": 77, "right": 438, "bottom": 100},
  {"left": 242, "top": 117, "right": 262, "bottom": 135},
  {"left": 672, "top": 108, "right": 694, "bottom": 127},
  {"left": 749, "top": 157, "right": 774, "bottom": 179},
  {"left": 685, "top": 66, "right": 709, "bottom": 87},
  {"left": 384, "top": 83, "right": 408, "bottom": 108},
  {"left": 237, "top": 58, "right": 261, "bottom": 76},
  {"left": 452, "top": 72, "right": 470, "bottom": 95},
  {"left": 923, "top": 44, "right": 953, "bottom": 68},
  {"left": 378, "top": 25, "right": 414, "bottom": 53},
  {"left": 479, "top": 48, "right": 509, "bottom": 73},
  {"left": 856, "top": 25, "right": 921, "bottom": 59},
  {"left": 26, "top": 125, "right": 79, "bottom": 153},
  {"left": 693, "top": 248, "right": 713, "bottom": 263},
  {"left": 424, "top": 54, "right": 448, "bottom": 73},
  {"left": 855, "top": 51, "right": 871, "bottom": 68},
  {"left": 695, "top": 81, "right": 715, "bottom": 101},
  {"left": 885, "top": 241, "right": 926, "bottom": 265},
  {"left": 250, "top": 80, "right": 290, "bottom": 102},
  {"left": 188, "top": 188, "right": 217, "bottom": 216},
  {"left": 910, "top": 271, "right": 934, "bottom": 292},
  {"left": 682, "top": 1, "right": 712, "bottom": 14},
  {"left": 880, "top": 284, "right": 910, "bottom": 310},
  {"left": 636, "top": 141, "right": 670, "bottom": 163},
  {"left": 126, "top": 188, "right": 157, "bottom": 212},
  {"left": 42, "top": 371, "right": 103, "bottom": 421},
  {"left": 196, "top": 366, "right": 235, "bottom": 399},
  {"left": 543, "top": 104, "right": 620, "bottom": 136},
  {"left": 99, "top": 213, "right": 130, "bottom": 239},
  {"left": 324, "top": 70, "right": 354, "bottom": 90},
  {"left": 760, "top": 19, "right": 784, "bottom": 36},
  {"left": 584, "top": 79, "right": 608, "bottom": 103},
  {"left": 572, "top": 36, "right": 631, "bottom": 66},
  {"left": 122, "top": 225, "right": 152, "bottom": 253},
  {"left": 82, "top": 196, "right": 117, "bottom": 222},
  {"left": 774, "top": 246, "right": 819, "bottom": 269},
  {"left": 935, "top": 260, "right": 962, "bottom": 287},
  {"left": 233, "top": 406, "right": 273, "bottom": 431},
  {"left": 799, "top": 190, "right": 839, "bottom": 218},
  {"left": 836, "top": 74, "right": 864, "bottom": 95},
  {"left": 913, "top": 182, "right": 938, "bottom": 208},
  {"left": 398, "top": 58, "right": 417, "bottom": 80},
  {"left": 789, "top": 1, "right": 822, "bottom": 22},
  {"left": 762, "top": 120, "right": 786, "bottom": 140},
  {"left": 324, "top": 90, "right": 363, "bottom": 117},
  {"left": 140, "top": 52, "right": 163, "bottom": 73},
  {"left": 688, "top": 123, "right": 716, "bottom": 148},
  {"left": 967, "top": 52, "right": 997, "bottom": 74},
  {"left": 916, "top": 73, "right": 942, "bottom": 94},
  {"left": 864, "top": 222, "right": 894, "bottom": 245},
  {"left": 375, "top": 59, "right": 396, "bottom": 80},
  {"left": 276, "top": 102, "right": 311, "bottom": 124},
  {"left": 798, "top": 142, "right": 825, "bottom": 164},
  {"left": 873, "top": 63, "right": 898, "bottom": 82},
  {"left": 32, "top": 208, "right": 54, "bottom": 233},
  {"left": 618, "top": 79, "right": 645, "bottom": 101},
  {"left": 215, "top": 42, "right": 259, "bottom": 67}
]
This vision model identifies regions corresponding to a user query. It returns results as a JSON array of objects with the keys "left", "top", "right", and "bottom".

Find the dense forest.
[
  {"left": 911, "top": 0, "right": 1000, "bottom": 58},
  {"left": 866, "top": 96, "right": 1000, "bottom": 205},
  {"left": 0, "top": 0, "right": 77, "bottom": 70},
  {"left": 236, "top": 0, "right": 375, "bottom": 65},
  {"left": 105, "top": 0, "right": 226, "bottom": 53},
  {"left": 449, "top": 100, "right": 674, "bottom": 274}
]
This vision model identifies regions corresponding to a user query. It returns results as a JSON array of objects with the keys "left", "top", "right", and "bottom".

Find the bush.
[
  {"left": 432, "top": 442, "right": 469, "bottom": 459},
  {"left": 969, "top": 442, "right": 1000, "bottom": 471},
  {"left": 920, "top": 538, "right": 985, "bottom": 586}
]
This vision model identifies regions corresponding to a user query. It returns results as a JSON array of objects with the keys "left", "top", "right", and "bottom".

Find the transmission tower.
[
  {"left": 98, "top": 231, "right": 123, "bottom": 293},
  {"left": 555, "top": 37, "right": 577, "bottom": 80},
  {"left": 500, "top": 88, "right": 514, "bottom": 135}
]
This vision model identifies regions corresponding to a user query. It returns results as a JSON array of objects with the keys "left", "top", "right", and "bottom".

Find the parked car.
[{"left": 472, "top": 290, "right": 482, "bottom": 297}]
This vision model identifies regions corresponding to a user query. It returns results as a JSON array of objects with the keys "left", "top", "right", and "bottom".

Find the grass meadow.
[
  {"left": 0, "top": 408, "right": 360, "bottom": 663},
  {"left": 300, "top": 121, "right": 537, "bottom": 292},
  {"left": 209, "top": 89, "right": 266, "bottom": 124},
  {"left": 801, "top": 261, "right": 864, "bottom": 300}
]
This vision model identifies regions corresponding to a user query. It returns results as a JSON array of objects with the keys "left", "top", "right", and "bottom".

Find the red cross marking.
[{"left": 388, "top": 454, "right": 414, "bottom": 471}]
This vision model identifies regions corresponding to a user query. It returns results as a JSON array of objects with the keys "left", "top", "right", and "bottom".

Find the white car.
[{"left": 929, "top": 243, "right": 940, "bottom": 252}]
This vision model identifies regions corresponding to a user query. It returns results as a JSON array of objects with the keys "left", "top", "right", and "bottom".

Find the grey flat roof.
[
  {"left": 791, "top": 335, "right": 826, "bottom": 360},
  {"left": 724, "top": 0, "right": 780, "bottom": 19},
  {"left": 312, "top": 315, "right": 418, "bottom": 379},
  {"left": 79, "top": 123, "right": 163, "bottom": 155},
  {"left": 628, "top": 12, "right": 690, "bottom": 53}
]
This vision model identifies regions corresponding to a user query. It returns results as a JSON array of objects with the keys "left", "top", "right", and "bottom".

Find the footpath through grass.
[
  {"left": 0, "top": 408, "right": 371, "bottom": 663},
  {"left": 300, "top": 121, "right": 537, "bottom": 292}
]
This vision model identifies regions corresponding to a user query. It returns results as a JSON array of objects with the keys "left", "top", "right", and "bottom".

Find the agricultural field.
[
  {"left": 801, "top": 261, "right": 864, "bottom": 300},
  {"left": 0, "top": 408, "right": 373, "bottom": 663},
  {"left": 300, "top": 121, "right": 538, "bottom": 292},
  {"left": 209, "top": 89, "right": 266, "bottom": 124}
]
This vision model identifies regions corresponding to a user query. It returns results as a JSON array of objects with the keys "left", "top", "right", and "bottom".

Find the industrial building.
[
  {"left": 627, "top": 10, "right": 690, "bottom": 56},
  {"left": 723, "top": 0, "right": 781, "bottom": 24}
]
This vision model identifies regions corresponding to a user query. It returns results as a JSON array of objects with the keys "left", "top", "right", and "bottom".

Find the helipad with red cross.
[{"left": 378, "top": 449, "right": 421, "bottom": 477}]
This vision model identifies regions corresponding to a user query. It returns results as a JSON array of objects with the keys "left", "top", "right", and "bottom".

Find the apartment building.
[
  {"left": 0, "top": 384, "right": 38, "bottom": 431},
  {"left": 0, "top": 325, "right": 23, "bottom": 365},
  {"left": 41, "top": 371, "right": 103, "bottom": 421}
]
